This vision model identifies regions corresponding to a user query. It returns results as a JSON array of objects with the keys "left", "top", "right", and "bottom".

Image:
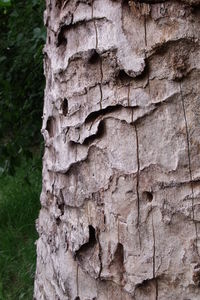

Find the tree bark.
[{"left": 34, "top": 1, "right": 200, "bottom": 299}]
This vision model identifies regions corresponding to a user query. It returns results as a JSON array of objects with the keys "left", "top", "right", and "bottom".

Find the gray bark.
[{"left": 34, "top": 1, "right": 200, "bottom": 299}]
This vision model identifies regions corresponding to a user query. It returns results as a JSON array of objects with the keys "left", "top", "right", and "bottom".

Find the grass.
[{"left": 0, "top": 158, "right": 41, "bottom": 299}]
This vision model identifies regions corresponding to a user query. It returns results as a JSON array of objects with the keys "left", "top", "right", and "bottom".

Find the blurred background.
[{"left": 0, "top": 0, "right": 45, "bottom": 298}]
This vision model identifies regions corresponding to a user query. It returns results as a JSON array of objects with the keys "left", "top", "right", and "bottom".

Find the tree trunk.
[{"left": 34, "top": 1, "right": 200, "bottom": 299}]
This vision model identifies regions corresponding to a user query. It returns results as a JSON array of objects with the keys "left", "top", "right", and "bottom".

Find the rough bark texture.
[{"left": 34, "top": 1, "right": 200, "bottom": 299}]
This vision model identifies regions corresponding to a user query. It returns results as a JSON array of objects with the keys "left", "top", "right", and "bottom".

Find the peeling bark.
[{"left": 35, "top": 0, "right": 200, "bottom": 299}]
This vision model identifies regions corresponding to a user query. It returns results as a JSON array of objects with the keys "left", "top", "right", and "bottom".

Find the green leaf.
[{"left": 0, "top": 0, "right": 11, "bottom": 7}]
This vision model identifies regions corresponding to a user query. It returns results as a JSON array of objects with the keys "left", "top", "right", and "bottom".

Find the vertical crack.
[
  {"left": 92, "top": 1, "right": 103, "bottom": 109},
  {"left": 92, "top": 0, "right": 98, "bottom": 49},
  {"left": 144, "top": 15, "right": 151, "bottom": 96},
  {"left": 152, "top": 214, "right": 158, "bottom": 300},
  {"left": 76, "top": 264, "right": 79, "bottom": 298},
  {"left": 135, "top": 123, "right": 140, "bottom": 227},
  {"left": 96, "top": 229, "right": 103, "bottom": 278},
  {"left": 134, "top": 121, "right": 141, "bottom": 249},
  {"left": 179, "top": 82, "right": 199, "bottom": 256},
  {"left": 99, "top": 58, "right": 103, "bottom": 109},
  {"left": 52, "top": 146, "right": 56, "bottom": 196}
]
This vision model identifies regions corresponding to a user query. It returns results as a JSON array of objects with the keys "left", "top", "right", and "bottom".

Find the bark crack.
[
  {"left": 144, "top": 14, "right": 151, "bottom": 96},
  {"left": 76, "top": 264, "right": 79, "bottom": 298},
  {"left": 97, "top": 229, "right": 103, "bottom": 279},
  {"left": 92, "top": 0, "right": 103, "bottom": 109},
  {"left": 99, "top": 58, "right": 103, "bottom": 109},
  {"left": 134, "top": 121, "right": 141, "bottom": 249},
  {"left": 179, "top": 82, "right": 199, "bottom": 257},
  {"left": 92, "top": 1, "right": 98, "bottom": 49}
]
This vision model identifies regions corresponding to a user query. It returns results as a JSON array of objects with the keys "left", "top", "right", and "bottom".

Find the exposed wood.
[{"left": 35, "top": 0, "right": 200, "bottom": 299}]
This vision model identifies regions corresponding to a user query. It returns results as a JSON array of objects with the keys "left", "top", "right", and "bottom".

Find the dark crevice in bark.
[
  {"left": 76, "top": 225, "right": 96, "bottom": 254},
  {"left": 135, "top": 276, "right": 160, "bottom": 299},
  {"left": 66, "top": 85, "right": 178, "bottom": 135},
  {"left": 62, "top": 47, "right": 117, "bottom": 66},
  {"left": 136, "top": 276, "right": 159, "bottom": 289},
  {"left": 58, "top": 190, "right": 65, "bottom": 215},
  {"left": 134, "top": 122, "right": 141, "bottom": 249},
  {"left": 88, "top": 49, "right": 101, "bottom": 64},
  {"left": 85, "top": 104, "right": 127, "bottom": 123},
  {"left": 76, "top": 105, "right": 147, "bottom": 145},
  {"left": 83, "top": 121, "right": 105, "bottom": 145},
  {"left": 99, "top": 55, "right": 103, "bottom": 110},
  {"left": 179, "top": 82, "right": 199, "bottom": 257},
  {"left": 74, "top": 224, "right": 102, "bottom": 286},
  {"left": 145, "top": 59, "right": 151, "bottom": 94},
  {"left": 57, "top": 23, "right": 69, "bottom": 47},
  {"left": 46, "top": 116, "right": 55, "bottom": 137},
  {"left": 134, "top": 123, "right": 140, "bottom": 226},
  {"left": 116, "top": 70, "right": 133, "bottom": 84},
  {"left": 99, "top": 81, "right": 103, "bottom": 110},
  {"left": 142, "top": 191, "right": 153, "bottom": 202},
  {"left": 135, "top": 278, "right": 153, "bottom": 289},
  {"left": 143, "top": 13, "right": 152, "bottom": 96},
  {"left": 62, "top": 98, "right": 68, "bottom": 116},
  {"left": 58, "top": 203, "right": 65, "bottom": 215},
  {"left": 69, "top": 103, "right": 163, "bottom": 146},
  {"left": 55, "top": 217, "right": 61, "bottom": 226},
  {"left": 76, "top": 264, "right": 79, "bottom": 300},
  {"left": 96, "top": 229, "right": 103, "bottom": 279}
]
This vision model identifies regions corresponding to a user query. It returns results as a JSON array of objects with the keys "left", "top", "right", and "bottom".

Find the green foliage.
[
  {"left": 0, "top": 0, "right": 45, "bottom": 174},
  {"left": 0, "top": 0, "right": 44, "bottom": 297},
  {"left": 0, "top": 158, "right": 41, "bottom": 299},
  {"left": 0, "top": 0, "right": 11, "bottom": 7}
]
